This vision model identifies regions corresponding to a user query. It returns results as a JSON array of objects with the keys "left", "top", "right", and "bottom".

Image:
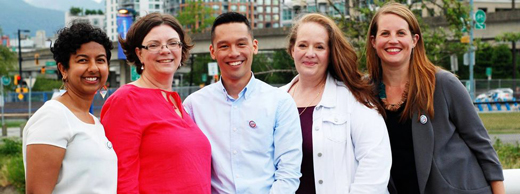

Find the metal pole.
[
  {"left": 469, "top": 0, "right": 475, "bottom": 101},
  {"left": 18, "top": 30, "right": 23, "bottom": 84},
  {"left": 1, "top": 80, "right": 5, "bottom": 136},
  {"left": 28, "top": 76, "right": 32, "bottom": 119}
]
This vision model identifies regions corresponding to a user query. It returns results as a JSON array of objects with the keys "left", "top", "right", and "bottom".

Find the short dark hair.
[
  {"left": 119, "top": 13, "right": 193, "bottom": 74},
  {"left": 211, "top": 12, "right": 253, "bottom": 43},
  {"left": 52, "top": 22, "right": 113, "bottom": 80}
]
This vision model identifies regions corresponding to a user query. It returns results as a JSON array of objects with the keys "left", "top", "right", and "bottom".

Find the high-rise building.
[
  {"left": 106, "top": 0, "right": 165, "bottom": 41},
  {"left": 164, "top": 0, "right": 282, "bottom": 30}
]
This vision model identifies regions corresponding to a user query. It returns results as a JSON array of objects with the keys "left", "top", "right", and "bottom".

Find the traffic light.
[
  {"left": 41, "top": 67, "right": 46, "bottom": 74},
  {"left": 14, "top": 75, "right": 20, "bottom": 85},
  {"left": 35, "top": 53, "right": 40, "bottom": 65}
]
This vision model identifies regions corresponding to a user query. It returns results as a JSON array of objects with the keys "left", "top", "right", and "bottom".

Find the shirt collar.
[
  {"left": 217, "top": 72, "right": 256, "bottom": 101},
  {"left": 283, "top": 73, "right": 338, "bottom": 108}
]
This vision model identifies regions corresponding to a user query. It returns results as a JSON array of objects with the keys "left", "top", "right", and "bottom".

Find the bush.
[
  {"left": 5, "top": 155, "right": 25, "bottom": 193},
  {"left": 494, "top": 139, "right": 520, "bottom": 169},
  {"left": 0, "top": 138, "right": 22, "bottom": 156},
  {"left": 0, "top": 138, "right": 24, "bottom": 193}
]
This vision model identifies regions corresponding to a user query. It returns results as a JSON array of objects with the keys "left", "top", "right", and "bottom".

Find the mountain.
[
  {"left": 0, "top": 0, "right": 64, "bottom": 38},
  {"left": 24, "top": 0, "right": 105, "bottom": 13},
  {"left": 0, "top": 0, "right": 105, "bottom": 39}
]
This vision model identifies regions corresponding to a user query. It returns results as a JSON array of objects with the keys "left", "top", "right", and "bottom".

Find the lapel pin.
[
  {"left": 249, "top": 120, "right": 257, "bottom": 128},
  {"left": 420, "top": 115, "right": 428, "bottom": 125}
]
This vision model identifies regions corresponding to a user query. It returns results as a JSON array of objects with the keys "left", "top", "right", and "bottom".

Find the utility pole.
[
  {"left": 469, "top": 0, "right": 475, "bottom": 100},
  {"left": 17, "top": 29, "right": 30, "bottom": 86}
]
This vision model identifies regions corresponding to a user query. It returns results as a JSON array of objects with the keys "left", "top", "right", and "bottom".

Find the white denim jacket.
[{"left": 281, "top": 73, "right": 392, "bottom": 194}]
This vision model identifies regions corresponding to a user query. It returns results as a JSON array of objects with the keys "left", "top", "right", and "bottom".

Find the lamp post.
[{"left": 18, "top": 29, "right": 30, "bottom": 85}]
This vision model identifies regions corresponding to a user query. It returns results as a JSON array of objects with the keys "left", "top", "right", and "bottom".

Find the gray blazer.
[{"left": 399, "top": 70, "right": 503, "bottom": 194}]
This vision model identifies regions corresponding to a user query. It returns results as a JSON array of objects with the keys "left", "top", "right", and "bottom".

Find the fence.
[
  {"left": 461, "top": 79, "right": 520, "bottom": 97},
  {"left": 2, "top": 86, "right": 203, "bottom": 115}
]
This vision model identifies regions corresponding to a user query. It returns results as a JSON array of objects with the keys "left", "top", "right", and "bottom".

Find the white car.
[{"left": 476, "top": 88, "right": 514, "bottom": 102}]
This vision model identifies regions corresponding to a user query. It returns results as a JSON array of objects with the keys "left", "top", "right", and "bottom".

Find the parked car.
[{"left": 476, "top": 88, "right": 514, "bottom": 102}]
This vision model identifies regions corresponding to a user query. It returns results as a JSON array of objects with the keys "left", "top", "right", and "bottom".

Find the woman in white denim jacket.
[{"left": 281, "top": 13, "right": 392, "bottom": 194}]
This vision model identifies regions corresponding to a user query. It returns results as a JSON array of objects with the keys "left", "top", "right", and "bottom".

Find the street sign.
[
  {"left": 208, "top": 62, "right": 219, "bottom": 76},
  {"left": 27, "top": 77, "right": 36, "bottom": 89},
  {"left": 450, "top": 54, "right": 458, "bottom": 72},
  {"left": 475, "top": 23, "right": 486, "bottom": 30},
  {"left": 486, "top": 67, "right": 492, "bottom": 76},
  {"left": 131, "top": 66, "right": 140, "bottom": 81},
  {"left": 1, "top": 76, "right": 10, "bottom": 85},
  {"left": 475, "top": 9, "right": 486, "bottom": 24},
  {"left": 461, "top": 35, "right": 470, "bottom": 43},
  {"left": 475, "top": 9, "right": 486, "bottom": 30}
]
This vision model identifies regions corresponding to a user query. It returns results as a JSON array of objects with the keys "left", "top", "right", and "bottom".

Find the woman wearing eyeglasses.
[{"left": 100, "top": 13, "right": 211, "bottom": 193}]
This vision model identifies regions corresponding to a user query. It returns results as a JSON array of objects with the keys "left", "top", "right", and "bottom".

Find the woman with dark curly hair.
[
  {"left": 22, "top": 22, "right": 116, "bottom": 193},
  {"left": 100, "top": 13, "right": 211, "bottom": 193}
]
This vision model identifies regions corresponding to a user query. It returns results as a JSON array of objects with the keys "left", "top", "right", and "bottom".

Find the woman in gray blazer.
[{"left": 365, "top": 2, "right": 504, "bottom": 194}]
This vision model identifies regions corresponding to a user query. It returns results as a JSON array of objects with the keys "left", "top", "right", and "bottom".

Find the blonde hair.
[
  {"left": 366, "top": 2, "right": 437, "bottom": 119},
  {"left": 288, "top": 13, "right": 384, "bottom": 115}
]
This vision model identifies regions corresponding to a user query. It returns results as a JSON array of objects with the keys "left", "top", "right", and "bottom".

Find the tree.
[
  {"left": 253, "top": 50, "right": 296, "bottom": 84},
  {"left": 176, "top": 0, "right": 215, "bottom": 33},
  {"left": 329, "top": 0, "right": 469, "bottom": 73},
  {"left": 0, "top": 45, "right": 16, "bottom": 76},
  {"left": 70, "top": 6, "right": 83, "bottom": 16},
  {"left": 97, "top": 9, "right": 104, "bottom": 15}
]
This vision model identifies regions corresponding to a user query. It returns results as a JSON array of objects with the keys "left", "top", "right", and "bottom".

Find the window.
[
  {"left": 266, "top": 6, "right": 271, "bottom": 13},
  {"left": 213, "top": 5, "right": 220, "bottom": 10},
  {"left": 273, "top": 0, "right": 278, "bottom": 5},
  {"left": 258, "top": 14, "right": 263, "bottom": 21},
  {"left": 307, "top": 5, "right": 316, "bottom": 12},
  {"left": 155, "top": 4, "right": 160, "bottom": 9},
  {"left": 273, "top": 7, "right": 278, "bottom": 13},
  {"left": 149, "top": 4, "right": 154, "bottom": 9},
  {"left": 265, "top": 14, "right": 271, "bottom": 21},
  {"left": 240, "top": 5, "right": 246, "bottom": 12},
  {"left": 257, "top": 6, "right": 263, "bottom": 13},
  {"left": 257, "top": 23, "right": 263, "bottom": 28},
  {"left": 265, "top": 0, "right": 271, "bottom": 5},
  {"left": 231, "top": 5, "right": 237, "bottom": 11},
  {"left": 273, "top": 23, "right": 279, "bottom": 28},
  {"left": 257, "top": 0, "right": 263, "bottom": 5},
  {"left": 273, "top": 15, "right": 279, "bottom": 21}
]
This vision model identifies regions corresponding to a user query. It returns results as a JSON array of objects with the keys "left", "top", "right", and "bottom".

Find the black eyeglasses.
[{"left": 139, "top": 41, "right": 183, "bottom": 53}]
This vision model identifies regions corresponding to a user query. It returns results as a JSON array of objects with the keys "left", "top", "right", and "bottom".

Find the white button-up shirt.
[
  {"left": 281, "top": 74, "right": 392, "bottom": 194},
  {"left": 184, "top": 74, "right": 302, "bottom": 194}
]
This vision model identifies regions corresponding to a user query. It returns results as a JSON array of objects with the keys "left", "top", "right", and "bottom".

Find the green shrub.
[
  {"left": 0, "top": 138, "right": 22, "bottom": 156},
  {"left": 5, "top": 155, "right": 25, "bottom": 193},
  {"left": 32, "top": 76, "right": 62, "bottom": 91},
  {"left": 494, "top": 139, "right": 520, "bottom": 169}
]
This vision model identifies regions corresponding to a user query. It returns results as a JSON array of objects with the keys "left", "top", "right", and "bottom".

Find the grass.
[{"left": 478, "top": 112, "right": 520, "bottom": 134}]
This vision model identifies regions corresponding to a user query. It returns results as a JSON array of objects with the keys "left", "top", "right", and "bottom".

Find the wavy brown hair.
[
  {"left": 288, "top": 13, "right": 384, "bottom": 115},
  {"left": 366, "top": 2, "right": 437, "bottom": 120},
  {"left": 119, "top": 13, "right": 193, "bottom": 75}
]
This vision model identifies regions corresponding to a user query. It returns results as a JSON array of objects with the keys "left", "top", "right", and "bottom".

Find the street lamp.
[{"left": 18, "top": 29, "right": 30, "bottom": 85}]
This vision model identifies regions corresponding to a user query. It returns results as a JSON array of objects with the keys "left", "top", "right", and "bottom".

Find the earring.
[
  {"left": 59, "top": 78, "right": 67, "bottom": 90},
  {"left": 179, "top": 63, "right": 182, "bottom": 67},
  {"left": 99, "top": 85, "right": 108, "bottom": 99},
  {"left": 141, "top": 65, "right": 144, "bottom": 70}
]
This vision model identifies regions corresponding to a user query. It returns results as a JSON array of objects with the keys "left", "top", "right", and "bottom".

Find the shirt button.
[
  {"left": 318, "top": 180, "right": 323, "bottom": 184},
  {"left": 317, "top": 153, "right": 322, "bottom": 157},
  {"left": 233, "top": 106, "right": 237, "bottom": 109},
  {"left": 233, "top": 127, "right": 237, "bottom": 132},
  {"left": 233, "top": 150, "right": 237, "bottom": 154},
  {"left": 315, "top": 127, "right": 319, "bottom": 131},
  {"left": 334, "top": 118, "right": 338, "bottom": 122},
  {"left": 236, "top": 175, "right": 240, "bottom": 178}
]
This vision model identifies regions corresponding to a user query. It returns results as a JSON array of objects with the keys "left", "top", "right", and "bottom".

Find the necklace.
[
  {"left": 379, "top": 81, "right": 409, "bottom": 111},
  {"left": 292, "top": 81, "right": 325, "bottom": 116}
]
